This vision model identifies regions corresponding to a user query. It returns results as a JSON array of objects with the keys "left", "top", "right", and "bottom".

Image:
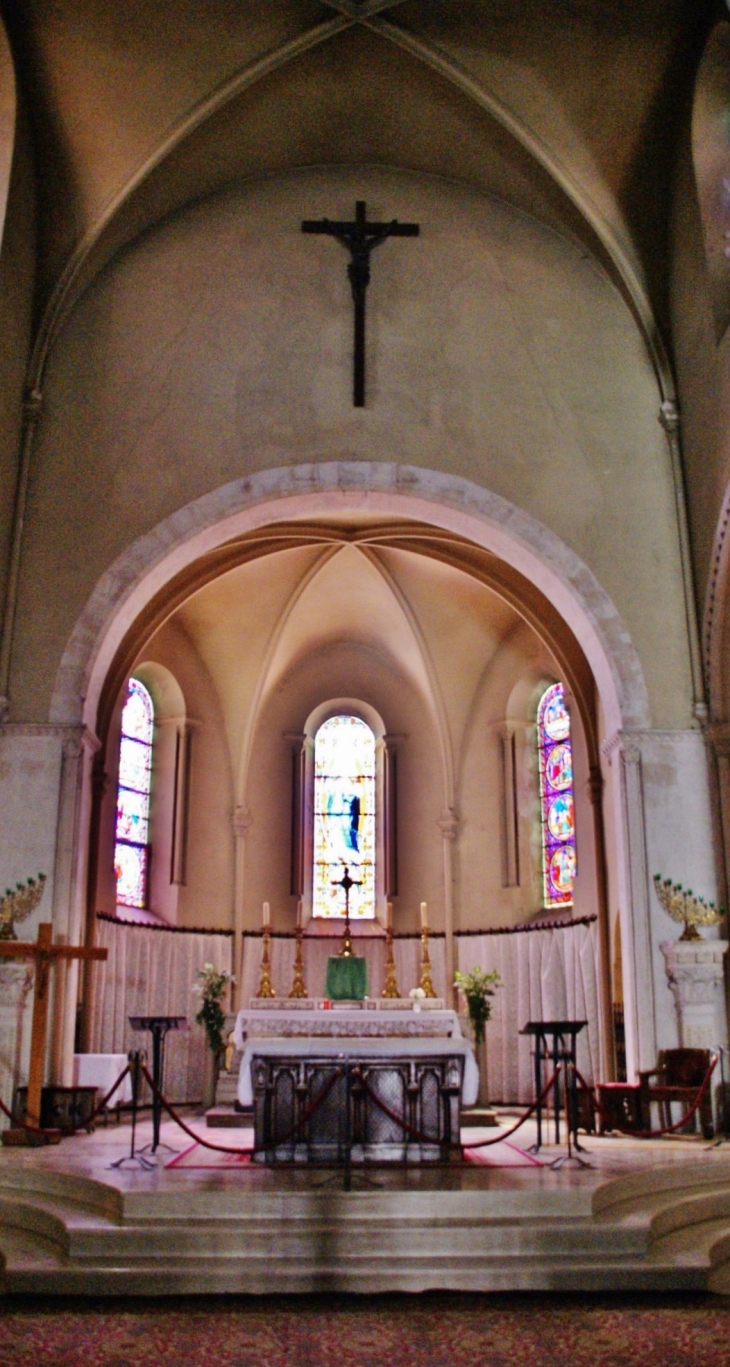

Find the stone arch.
[{"left": 50, "top": 461, "right": 650, "bottom": 741}]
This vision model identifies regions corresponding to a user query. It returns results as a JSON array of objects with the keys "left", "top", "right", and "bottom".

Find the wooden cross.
[
  {"left": 302, "top": 199, "right": 420, "bottom": 407},
  {"left": 0, "top": 923, "right": 107, "bottom": 1130}
]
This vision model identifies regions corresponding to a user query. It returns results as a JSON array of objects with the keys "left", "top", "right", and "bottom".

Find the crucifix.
[
  {"left": 302, "top": 199, "right": 420, "bottom": 407},
  {"left": 332, "top": 865, "right": 362, "bottom": 958},
  {"left": 0, "top": 922, "right": 107, "bottom": 1141}
]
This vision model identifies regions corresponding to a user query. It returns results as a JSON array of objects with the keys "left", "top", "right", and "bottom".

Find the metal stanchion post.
[
  {"left": 710, "top": 1045, "right": 729, "bottom": 1147},
  {"left": 550, "top": 1061, "right": 592, "bottom": 1170},
  {"left": 110, "top": 1050, "right": 156, "bottom": 1171}
]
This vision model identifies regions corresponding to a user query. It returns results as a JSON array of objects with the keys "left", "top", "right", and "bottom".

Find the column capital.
[
  {"left": 658, "top": 399, "right": 680, "bottom": 435},
  {"left": 233, "top": 806, "right": 253, "bottom": 839},
  {"left": 601, "top": 730, "right": 642, "bottom": 765},
  {"left": 438, "top": 810, "right": 460, "bottom": 841}
]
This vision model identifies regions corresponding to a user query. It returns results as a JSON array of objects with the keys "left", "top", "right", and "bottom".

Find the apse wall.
[
  {"left": 9, "top": 165, "right": 694, "bottom": 733},
  {"left": 93, "top": 542, "right": 595, "bottom": 937},
  {"left": 97, "top": 616, "right": 235, "bottom": 929}
]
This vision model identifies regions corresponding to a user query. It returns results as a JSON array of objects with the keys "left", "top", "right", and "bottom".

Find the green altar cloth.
[{"left": 325, "top": 956, "right": 369, "bottom": 1001}]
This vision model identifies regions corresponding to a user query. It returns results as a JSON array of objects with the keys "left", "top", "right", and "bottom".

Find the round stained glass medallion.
[
  {"left": 549, "top": 845, "right": 576, "bottom": 896},
  {"left": 542, "top": 691, "right": 570, "bottom": 742},
  {"left": 547, "top": 793, "right": 574, "bottom": 841},
  {"left": 545, "top": 743, "right": 572, "bottom": 791}
]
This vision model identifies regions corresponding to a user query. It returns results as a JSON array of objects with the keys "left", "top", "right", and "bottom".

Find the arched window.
[
  {"left": 537, "top": 682, "right": 576, "bottom": 909},
  {"left": 312, "top": 714, "right": 376, "bottom": 919},
  {"left": 114, "top": 678, "right": 154, "bottom": 908}
]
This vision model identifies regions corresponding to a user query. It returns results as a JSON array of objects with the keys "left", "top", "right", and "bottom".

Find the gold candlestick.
[
  {"left": 256, "top": 926, "right": 276, "bottom": 998},
  {"left": 288, "top": 926, "right": 308, "bottom": 998},
  {"left": 381, "top": 926, "right": 400, "bottom": 998},
  {"left": 419, "top": 926, "right": 436, "bottom": 998}
]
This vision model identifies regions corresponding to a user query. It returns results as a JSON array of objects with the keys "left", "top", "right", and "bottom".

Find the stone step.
[
  {"left": 3, "top": 1253, "right": 708, "bottom": 1297},
  {"left": 65, "top": 1218, "right": 649, "bottom": 1261}
]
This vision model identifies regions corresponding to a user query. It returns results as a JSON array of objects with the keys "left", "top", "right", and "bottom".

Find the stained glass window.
[
  {"left": 114, "top": 678, "right": 153, "bottom": 908},
  {"left": 537, "top": 682, "right": 576, "bottom": 908},
  {"left": 312, "top": 715, "right": 376, "bottom": 919}
]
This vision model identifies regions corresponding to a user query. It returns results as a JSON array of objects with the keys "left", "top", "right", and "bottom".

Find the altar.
[{"left": 234, "top": 1003, "right": 478, "bottom": 1163}]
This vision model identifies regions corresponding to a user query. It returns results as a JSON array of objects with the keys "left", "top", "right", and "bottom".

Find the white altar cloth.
[
  {"left": 73, "top": 1053, "right": 133, "bottom": 1104},
  {"left": 237, "top": 1036, "right": 478, "bottom": 1107},
  {"left": 234, "top": 1008, "right": 463, "bottom": 1049}
]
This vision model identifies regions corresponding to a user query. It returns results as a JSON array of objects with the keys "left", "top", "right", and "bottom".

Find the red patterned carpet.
[{"left": 0, "top": 1292, "right": 726, "bottom": 1367}]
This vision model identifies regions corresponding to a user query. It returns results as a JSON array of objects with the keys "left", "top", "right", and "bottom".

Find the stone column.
[
  {"left": 438, "top": 809, "right": 459, "bottom": 1008},
  {"left": 660, "top": 940, "right": 729, "bottom": 1051},
  {"left": 614, "top": 734, "right": 657, "bottom": 1075},
  {"left": 232, "top": 805, "right": 253, "bottom": 1009},
  {"left": 0, "top": 963, "right": 33, "bottom": 1129},
  {"left": 51, "top": 726, "right": 101, "bottom": 1085}
]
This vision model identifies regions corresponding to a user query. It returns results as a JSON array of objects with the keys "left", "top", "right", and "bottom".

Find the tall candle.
[
  {"left": 386, "top": 901, "right": 393, "bottom": 930},
  {"left": 420, "top": 901, "right": 428, "bottom": 929},
  {"left": 262, "top": 901, "right": 270, "bottom": 928},
  {"left": 296, "top": 899, "right": 302, "bottom": 930}
]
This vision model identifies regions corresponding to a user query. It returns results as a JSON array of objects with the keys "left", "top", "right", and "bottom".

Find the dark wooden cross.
[
  {"left": 331, "top": 865, "right": 362, "bottom": 958},
  {"left": 302, "top": 199, "right": 420, "bottom": 407},
  {"left": 0, "top": 923, "right": 107, "bottom": 1132}
]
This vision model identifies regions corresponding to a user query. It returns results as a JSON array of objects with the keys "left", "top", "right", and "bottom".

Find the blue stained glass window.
[
  {"left": 312, "top": 715, "right": 376, "bottom": 919},
  {"left": 537, "top": 683, "right": 576, "bottom": 908},
  {"left": 114, "top": 678, "right": 153, "bottom": 908}
]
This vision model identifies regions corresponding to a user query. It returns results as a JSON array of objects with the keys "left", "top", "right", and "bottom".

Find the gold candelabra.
[
  {"left": 381, "top": 926, "right": 400, "bottom": 998},
  {"left": 419, "top": 926, "right": 436, "bottom": 998},
  {"left": 0, "top": 873, "right": 46, "bottom": 941},
  {"left": 288, "top": 926, "right": 308, "bottom": 998},
  {"left": 653, "top": 875, "right": 724, "bottom": 942},
  {"left": 256, "top": 926, "right": 276, "bottom": 998}
]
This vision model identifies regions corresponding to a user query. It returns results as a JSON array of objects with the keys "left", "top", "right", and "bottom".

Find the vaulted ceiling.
[{"left": 0, "top": 0, "right": 713, "bottom": 386}]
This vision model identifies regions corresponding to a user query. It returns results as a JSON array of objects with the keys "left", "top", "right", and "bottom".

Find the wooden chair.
[{"left": 639, "top": 1048, "right": 713, "bottom": 1138}]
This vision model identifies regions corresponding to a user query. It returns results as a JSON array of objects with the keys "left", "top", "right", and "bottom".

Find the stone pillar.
[
  {"left": 438, "top": 809, "right": 459, "bottom": 1009},
  {"left": 0, "top": 964, "right": 33, "bottom": 1129},
  {"left": 51, "top": 727, "right": 100, "bottom": 1085},
  {"left": 232, "top": 805, "right": 253, "bottom": 1009},
  {"left": 613, "top": 734, "right": 657, "bottom": 1075},
  {"left": 660, "top": 940, "right": 729, "bottom": 1051}
]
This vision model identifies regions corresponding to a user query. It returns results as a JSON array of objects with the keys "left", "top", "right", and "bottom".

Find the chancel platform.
[{"left": 3, "top": 1109, "right": 730, "bottom": 1295}]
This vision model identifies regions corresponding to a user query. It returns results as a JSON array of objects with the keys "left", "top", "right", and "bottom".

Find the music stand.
[{"left": 129, "top": 1015, "right": 187, "bottom": 1154}]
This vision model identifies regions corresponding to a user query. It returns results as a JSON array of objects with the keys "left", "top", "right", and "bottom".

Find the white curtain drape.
[
  {"left": 456, "top": 919, "right": 604, "bottom": 1103},
  {"left": 238, "top": 934, "right": 448, "bottom": 1005},
  {"left": 88, "top": 917, "right": 233, "bottom": 1103},
  {"left": 87, "top": 917, "right": 601, "bottom": 1106}
]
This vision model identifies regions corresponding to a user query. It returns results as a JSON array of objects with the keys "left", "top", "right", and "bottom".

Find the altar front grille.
[{"left": 252, "top": 1052, "right": 463, "bottom": 1164}]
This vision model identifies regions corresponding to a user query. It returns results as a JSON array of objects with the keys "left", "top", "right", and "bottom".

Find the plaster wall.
[{"left": 9, "top": 167, "right": 694, "bottom": 730}]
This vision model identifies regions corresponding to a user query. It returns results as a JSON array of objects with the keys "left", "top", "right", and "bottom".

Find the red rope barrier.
[
  {"left": 354, "top": 1064, "right": 562, "bottom": 1149},
  {"left": 140, "top": 1062, "right": 344, "bottom": 1156},
  {"left": 573, "top": 1056, "right": 717, "bottom": 1140}
]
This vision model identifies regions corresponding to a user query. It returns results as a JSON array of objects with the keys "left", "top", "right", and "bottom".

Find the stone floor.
[{"left": 0, "top": 1106, "right": 726, "bottom": 1192}]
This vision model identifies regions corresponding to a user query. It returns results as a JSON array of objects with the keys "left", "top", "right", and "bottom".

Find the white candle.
[
  {"left": 387, "top": 901, "right": 393, "bottom": 930},
  {"left": 262, "top": 901, "right": 270, "bottom": 928},
  {"left": 420, "top": 901, "right": 428, "bottom": 929}
]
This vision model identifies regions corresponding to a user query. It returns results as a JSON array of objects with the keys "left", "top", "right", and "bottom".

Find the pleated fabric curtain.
[
  {"left": 456, "top": 919, "right": 604, "bottom": 1103},
  {"left": 88, "top": 917, "right": 233, "bottom": 1103}
]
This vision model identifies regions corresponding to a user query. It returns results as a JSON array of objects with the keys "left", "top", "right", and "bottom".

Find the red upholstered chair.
[{"left": 639, "top": 1048, "right": 713, "bottom": 1138}]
